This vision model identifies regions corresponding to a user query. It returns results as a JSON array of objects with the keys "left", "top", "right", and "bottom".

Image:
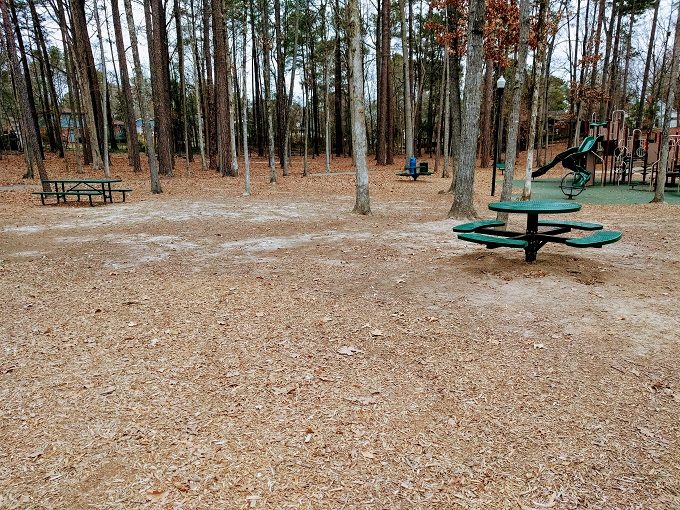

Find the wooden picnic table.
[
  {"left": 34, "top": 178, "right": 132, "bottom": 206},
  {"left": 454, "top": 200, "right": 621, "bottom": 262}
]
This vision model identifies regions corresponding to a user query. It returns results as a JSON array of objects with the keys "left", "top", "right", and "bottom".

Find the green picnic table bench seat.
[
  {"left": 32, "top": 190, "right": 102, "bottom": 206},
  {"left": 109, "top": 188, "right": 133, "bottom": 201},
  {"left": 565, "top": 230, "right": 621, "bottom": 247},
  {"left": 452, "top": 219, "right": 505, "bottom": 232},
  {"left": 457, "top": 232, "right": 528, "bottom": 249},
  {"left": 537, "top": 219, "right": 603, "bottom": 231}
]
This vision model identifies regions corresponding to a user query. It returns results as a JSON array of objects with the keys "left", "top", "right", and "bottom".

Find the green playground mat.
[{"left": 512, "top": 178, "right": 680, "bottom": 205}]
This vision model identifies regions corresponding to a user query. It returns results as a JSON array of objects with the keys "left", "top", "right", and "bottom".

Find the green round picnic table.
[
  {"left": 488, "top": 200, "right": 581, "bottom": 214},
  {"left": 488, "top": 200, "right": 582, "bottom": 261}
]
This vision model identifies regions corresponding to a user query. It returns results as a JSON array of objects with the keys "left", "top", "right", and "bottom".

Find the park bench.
[
  {"left": 457, "top": 232, "right": 528, "bottom": 248},
  {"left": 34, "top": 178, "right": 132, "bottom": 206},
  {"left": 564, "top": 230, "right": 622, "bottom": 247},
  {"left": 453, "top": 200, "right": 622, "bottom": 262},
  {"left": 32, "top": 190, "right": 101, "bottom": 206},
  {"left": 452, "top": 219, "right": 505, "bottom": 232},
  {"left": 108, "top": 188, "right": 133, "bottom": 202},
  {"left": 536, "top": 220, "right": 603, "bottom": 231},
  {"left": 396, "top": 161, "right": 433, "bottom": 180}
]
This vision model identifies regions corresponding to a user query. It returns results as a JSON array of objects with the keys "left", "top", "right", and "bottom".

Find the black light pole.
[{"left": 491, "top": 75, "right": 506, "bottom": 196}]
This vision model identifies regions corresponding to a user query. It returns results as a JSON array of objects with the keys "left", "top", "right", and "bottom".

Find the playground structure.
[{"left": 532, "top": 109, "right": 680, "bottom": 196}]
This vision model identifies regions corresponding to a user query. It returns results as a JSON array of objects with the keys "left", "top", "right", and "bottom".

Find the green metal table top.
[
  {"left": 488, "top": 200, "right": 582, "bottom": 214},
  {"left": 42, "top": 178, "right": 122, "bottom": 183}
]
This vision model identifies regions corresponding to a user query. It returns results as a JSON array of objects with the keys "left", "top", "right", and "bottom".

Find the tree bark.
[
  {"left": 111, "top": 0, "right": 141, "bottom": 171},
  {"left": 652, "top": 6, "right": 680, "bottom": 203},
  {"left": 124, "top": 0, "right": 162, "bottom": 192},
  {"left": 333, "top": 0, "right": 343, "bottom": 156},
  {"left": 175, "top": 0, "right": 190, "bottom": 175},
  {"left": 448, "top": 0, "right": 485, "bottom": 217},
  {"left": 479, "top": 60, "right": 494, "bottom": 168},
  {"left": 636, "top": 0, "right": 660, "bottom": 129},
  {"left": 261, "top": 0, "right": 277, "bottom": 182},
  {"left": 147, "top": 0, "right": 174, "bottom": 175},
  {"left": 498, "top": 0, "right": 530, "bottom": 211},
  {"left": 28, "top": 0, "right": 64, "bottom": 157},
  {"left": 399, "top": 0, "right": 413, "bottom": 160},
  {"left": 347, "top": 0, "right": 370, "bottom": 214},
  {"left": 1, "top": 0, "right": 48, "bottom": 185},
  {"left": 10, "top": 0, "right": 44, "bottom": 162}
]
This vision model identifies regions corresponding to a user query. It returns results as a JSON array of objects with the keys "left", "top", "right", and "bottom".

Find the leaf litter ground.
[{"left": 0, "top": 153, "right": 678, "bottom": 509}]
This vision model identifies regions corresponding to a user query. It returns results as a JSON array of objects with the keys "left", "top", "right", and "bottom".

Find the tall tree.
[
  {"left": 398, "top": 0, "right": 414, "bottom": 160},
  {"left": 333, "top": 0, "right": 343, "bottom": 156},
  {"left": 448, "top": 0, "right": 486, "bottom": 217},
  {"left": 1, "top": 0, "right": 49, "bottom": 186},
  {"left": 111, "top": 0, "right": 141, "bottom": 171},
  {"left": 28, "top": 0, "right": 64, "bottom": 158},
  {"left": 70, "top": 0, "right": 105, "bottom": 170},
  {"left": 123, "top": 0, "right": 162, "bottom": 192},
  {"left": 93, "top": 0, "right": 110, "bottom": 177},
  {"left": 652, "top": 7, "right": 680, "bottom": 203},
  {"left": 147, "top": 0, "right": 174, "bottom": 175},
  {"left": 10, "top": 0, "right": 43, "bottom": 162},
  {"left": 346, "top": 0, "right": 369, "bottom": 214},
  {"left": 175, "top": 0, "right": 190, "bottom": 175},
  {"left": 261, "top": 0, "right": 277, "bottom": 182},
  {"left": 498, "top": 0, "right": 530, "bottom": 210},
  {"left": 376, "top": 0, "right": 392, "bottom": 165},
  {"left": 522, "top": 0, "right": 549, "bottom": 199},
  {"left": 241, "top": 10, "right": 252, "bottom": 194}
]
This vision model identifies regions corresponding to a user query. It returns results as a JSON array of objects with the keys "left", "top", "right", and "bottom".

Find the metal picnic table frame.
[
  {"left": 486, "top": 200, "right": 581, "bottom": 262},
  {"left": 42, "top": 178, "right": 123, "bottom": 203},
  {"left": 453, "top": 200, "right": 622, "bottom": 263}
]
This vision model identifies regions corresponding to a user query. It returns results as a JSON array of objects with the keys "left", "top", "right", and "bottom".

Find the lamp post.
[{"left": 491, "top": 75, "right": 506, "bottom": 196}]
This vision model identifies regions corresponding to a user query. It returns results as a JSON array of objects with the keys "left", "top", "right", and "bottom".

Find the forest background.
[{"left": 0, "top": 0, "right": 679, "bottom": 213}]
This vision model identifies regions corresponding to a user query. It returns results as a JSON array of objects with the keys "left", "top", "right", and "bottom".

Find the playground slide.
[
  {"left": 531, "top": 146, "right": 579, "bottom": 178},
  {"left": 531, "top": 135, "right": 602, "bottom": 178}
]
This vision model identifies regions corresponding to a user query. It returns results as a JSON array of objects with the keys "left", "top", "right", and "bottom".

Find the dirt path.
[{"left": 1, "top": 154, "right": 678, "bottom": 508}]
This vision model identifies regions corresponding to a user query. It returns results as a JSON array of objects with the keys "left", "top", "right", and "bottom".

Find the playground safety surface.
[
  {"left": 523, "top": 176, "right": 680, "bottom": 204},
  {"left": 1, "top": 153, "right": 679, "bottom": 508}
]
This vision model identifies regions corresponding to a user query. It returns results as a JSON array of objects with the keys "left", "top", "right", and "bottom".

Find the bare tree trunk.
[
  {"left": 189, "top": 0, "right": 207, "bottom": 171},
  {"left": 124, "top": 0, "right": 162, "bottom": 192},
  {"left": 347, "top": 0, "right": 370, "bottom": 214},
  {"left": 242, "top": 12, "right": 252, "bottom": 195},
  {"left": 225, "top": 19, "right": 239, "bottom": 176},
  {"left": 148, "top": 0, "right": 174, "bottom": 176},
  {"left": 282, "top": 14, "right": 300, "bottom": 176},
  {"left": 111, "top": 0, "right": 141, "bottom": 171},
  {"left": 441, "top": 50, "right": 450, "bottom": 178},
  {"left": 448, "top": 0, "right": 485, "bottom": 217},
  {"left": 70, "top": 0, "right": 104, "bottom": 170},
  {"left": 1, "top": 0, "right": 48, "bottom": 186},
  {"left": 498, "top": 0, "right": 531, "bottom": 212},
  {"left": 398, "top": 0, "right": 413, "bottom": 160},
  {"left": 479, "top": 60, "right": 494, "bottom": 167},
  {"left": 28, "top": 0, "right": 64, "bottom": 158},
  {"left": 376, "top": 0, "right": 390, "bottom": 165},
  {"left": 637, "top": 0, "right": 660, "bottom": 129},
  {"left": 652, "top": 8, "right": 679, "bottom": 203},
  {"left": 261, "top": 0, "right": 277, "bottom": 183},
  {"left": 10, "top": 0, "right": 44, "bottom": 164},
  {"left": 522, "top": 0, "right": 548, "bottom": 199},
  {"left": 93, "top": 0, "right": 110, "bottom": 177},
  {"left": 333, "top": 0, "right": 343, "bottom": 156},
  {"left": 434, "top": 48, "right": 447, "bottom": 176},
  {"left": 175, "top": 0, "right": 191, "bottom": 176}
]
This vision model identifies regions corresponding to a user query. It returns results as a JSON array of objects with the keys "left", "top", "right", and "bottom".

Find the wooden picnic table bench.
[
  {"left": 33, "top": 178, "right": 132, "bottom": 206},
  {"left": 453, "top": 200, "right": 622, "bottom": 262}
]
